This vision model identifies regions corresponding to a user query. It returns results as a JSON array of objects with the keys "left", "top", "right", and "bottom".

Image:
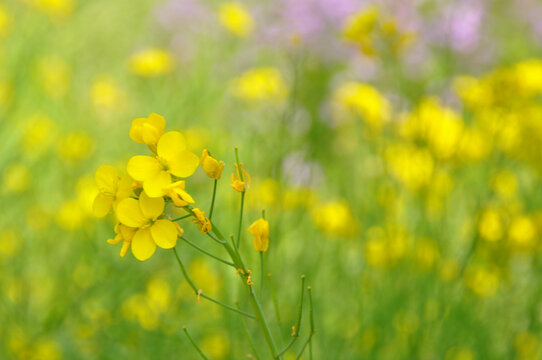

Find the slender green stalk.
[
  {"left": 276, "top": 276, "right": 306, "bottom": 358},
  {"left": 177, "top": 209, "right": 279, "bottom": 358},
  {"left": 208, "top": 179, "right": 218, "bottom": 220},
  {"left": 259, "top": 252, "right": 264, "bottom": 299},
  {"left": 267, "top": 273, "right": 281, "bottom": 324},
  {"left": 171, "top": 214, "right": 192, "bottom": 222},
  {"left": 237, "top": 192, "right": 245, "bottom": 249},
  {"left": 172, "top": 248, "right": 255, "bottom": 319},
  {"left": 296, "top": 286, "right": 315, "bottom": 360},
  {"left": 182, "top": 326, "right": 210, "bottom": 360},
  {"left": 234, "top": 146, "right": 245, "bottom": 249},
  {"left": 236, "top": 302, "right": 261, "bottom": 360},
  {"left": 181, "top": 236, "right": 234, "bottom": 267}
]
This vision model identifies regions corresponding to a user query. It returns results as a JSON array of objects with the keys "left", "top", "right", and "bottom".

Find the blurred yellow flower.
[
  {"left": 492, "top": 170, "right": 517, "bottom": 199},
  {"left": 127, "top": 131, "right": 199, "bottom": 197},
  {"left": 509, "top": 215, "right": 536, "bottom": 249},
  {"left": 515, "top": 331, "right": 540, "bottom": 360},
  {"left": 165, "top": 180, "right": 195, "bottom": 207},
  {"left": 37, "top": 55, "right": 71, "bottom": 98},
  {"left": 200, "top": 149, "right": 224, "bottom": 180},
  {"left": 92, "top": 165, "right": 133, "bottom": 217},
  {"left": 515, "top": 59, "right": 542, "bottom": 96},
  {"left": 232, "top": 67, "right": 288, "bottom": 102},
  {"left": 385, "top": 144, "right": 433, "bottom": 190},
  {"left": 231, "top": 162, "right": 250, "bottom": 192},
  {"left": 342, "top": 6, "right": 379, "bottom": 56},
  {"left": 192, "top": 208, "right": 212, "bottom": 235},
  {"left": 129, "top": 48, "right": 173, "bottom": 77},
  {"left": 415, "top": 239, "right": 439, "bottom": 270},
  {"left": 21, "top": 114, "right": 58, "bottom": 157},
  {"left": 32, "top": 0, "right": 74, "bottom": 19},
  {"left": 129, "top": 113, "right": 165, "bottom": 146},
  {"left": 57, "top": 132, "right": 94, "bottom": 161},
  {"left": 248, "top": 217, "right": 269, "bottom": 252},
  {"left": 3, "top": 163, "right": 30, "bottom": 193},
  {"left": 333, "top": 81, "right": 391, "bottom": 129},
  {"left": 218, "top": 2, "right": 254, "bottom": 38},
  {"left": 478, "top": 208, "right": 503, "bottom": 242},
  {"left": 91, "top": 75, "right": 124, "bottom": 110},
  {"left": 56, "top": 199, "right": 86, "bottom": 230},
  {"left": 401, "top": 98, "right": 463, "bottom": 159},
  {"left": 466, "top": 267, "right": 499, "bottom": 297},
  {"left": 201, "top": 333, "right": 230, "bottom": 359},
  {"left": 312, "top": 200, "right": 358, "bottom": 237},
  {"left": 116, "top": 192, "right": 181, "bottom": 261},
  {"left": 0, "top": 229, "right": 22, "bottom": 259},
  {"left": 0, "top": 5, "right": 12, "bottom": 37}
]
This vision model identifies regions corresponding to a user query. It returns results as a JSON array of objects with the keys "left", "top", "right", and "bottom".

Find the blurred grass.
[{"left": 2, "top": 0, "right": 542, "bottom": 359}]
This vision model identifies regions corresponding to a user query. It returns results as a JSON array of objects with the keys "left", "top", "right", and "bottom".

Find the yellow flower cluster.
[{"left": 93, "top": 114, "right": 212, "bottom": 261}]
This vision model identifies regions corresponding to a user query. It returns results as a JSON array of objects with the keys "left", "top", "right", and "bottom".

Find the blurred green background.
[{"left": 2, "top": 0, "right": 542, "bottom": 359}]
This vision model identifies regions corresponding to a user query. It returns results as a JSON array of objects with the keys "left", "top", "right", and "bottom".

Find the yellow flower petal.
[
  {"left": 116, "top": 198, "right": 146, "bottom": 227},
  {"left": 143, "top": 170, "right": 171, "bottom": 197},
  {"left": 95, "top": 165, "right": 118, "bottom": 193},
  {"left": 157, "top": 131, "right": 187, "bottom": 157},
  {"left": 150, "top": 219, "right": 178, "bottom": 249},
  {"left": 131, "top": 228, "right": 156, "bottom": 261},
  {"left": 139, "top": 191, "right": 165, "bottom": 220},
  {"left": 92, "top": 193, "right": 114, "bottom": 217},
  {"left": 127, "top": 155, "right": 161, "bottom": 181},
  {"left": 119, "top": 224, "right": 137, "bottom": 241},
  {"left": 167, "top": 149, "right": 200, "bottom": 178},
  {"left": 129, "top": 113, "right": 165, "bottom": 144}
]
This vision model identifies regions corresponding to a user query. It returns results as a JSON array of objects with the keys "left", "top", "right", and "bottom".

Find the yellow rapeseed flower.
[
  {"left": 129, "top": 48, "right": 173, "bottom": 77},
  {"left": 127, "top": 131, "right": 199, "bottom": 197},
  {"left": 92, "top": 165, "right": 133, "bottom": 217},
  {"left": 107, "top": 222, "right": 137, "bottom": 258},
  {"left": 32, "top": 0, "right": 74, "bottom": 19},
  {"left": 312, "top": 200, "right": 358, "bottom": 237},
  {"left": 91, "top": 75, "right": 124, "bottom": 110},
  {"left": 116, "top": 192, "right": 182, "bottom": 261},
  {"left": 231, "top": 162, "right": 250, "bottom": 192},
  {"left": 20, "top": 114, "right": 58, "bottom": 157},
  {"left": 200, "top": 149, "right": 224, "bottom": 180},
  {"left": 218, "top": 2, "right": 254, "bottom": 38},
  {"left": 342, "top": 6, "right": 379, "bottom": 56},
  {"left": 164, "top": 180, "right": 195, "bottom": 207},
  {"left": 37, "top": 55, "right": 71, "bottom": 98},
  {"left": 129, "top": 113, "right": 166, "bottom": 146},
  {"left": 247, "top": 217, "right": 269, "bottom": 252},
  {"left": 232, "top": 67, "right": 288, "bottom": 102},
  {"left": 191, "top": 208, "right": 212, "bottom": 234}
]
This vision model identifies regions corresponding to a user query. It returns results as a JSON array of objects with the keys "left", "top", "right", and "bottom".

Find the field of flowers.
[{"left": 2, "top": 0, "right": 542, "bottom": 359}]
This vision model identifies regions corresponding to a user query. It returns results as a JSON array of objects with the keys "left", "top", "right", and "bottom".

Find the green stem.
[
  {"left": 237, "top": 191, "right": 245, "bottom": 249},
  {"left": 267, "top": 274, "right": 281, "bottom": 324},
  {"left": 236, "top": 302, "right": 261, "bottom": 360},
  {"left": 259, "top": 252, "right": 264, "bottom": 299},
  {"left": 181, "top": 236, "right": 234, "bottom": 267},
  {"left": 172, "top": 248, "right": 255, "bottom": 319},
  {"left": 182, "top": 326, "right": 210, "bottom": 360},
  {"left": 208, "top": 179, "right": 218, "bottom": 220},
  {"left": 171, "top": 214, "right": 192, "bottom": 222},
  {"left": 296, "top": 286, "right": 314, "bottom": 360},
  {"left": 276, "top": 275, "right": 306, "bottom": 358}
]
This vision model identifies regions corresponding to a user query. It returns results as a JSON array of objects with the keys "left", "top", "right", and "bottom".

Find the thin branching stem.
[
  {"left": 171, "top": 214, "right": 192, "bottom": 222},
  {"left": 276, "top": 275, "right": 306, "bottom": 358},
  {"left": 181, "top": 236, "right": 234, "bottom": 267},
  {"left": 296, "top": 286, "right": 315, "bottom": 360},
  {"left": 182, "top": 326, "right": 210, "bottom": 360},
  {"left": 172, "top": 247, "right": 255, "bottom": 319},
  {"left": 208, "top": 179, "right": 218, "bottom": 220}
]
